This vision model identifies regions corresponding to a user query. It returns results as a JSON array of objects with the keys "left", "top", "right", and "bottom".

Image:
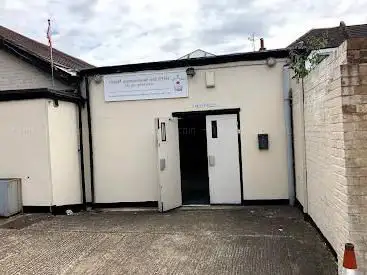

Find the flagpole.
[
  {"left": 50, "top": 44, "right": 54, "bottom": 88},
  {"left": 47, "top": 19, "right": 55, "bottom": 88}
]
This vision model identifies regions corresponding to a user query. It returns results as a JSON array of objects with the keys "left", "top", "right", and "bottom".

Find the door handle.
[
  {"left": 208, "top": 155, "right": 215, "bottom": 167},
  {"left": 160, "top": 158, "right": 166, "bottom": 171}
]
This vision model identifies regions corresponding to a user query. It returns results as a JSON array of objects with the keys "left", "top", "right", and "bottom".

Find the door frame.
[{"left": 172, "top": 108, "right": 244, "bottom": 204}]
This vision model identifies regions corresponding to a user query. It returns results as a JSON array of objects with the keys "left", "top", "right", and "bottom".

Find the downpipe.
[{"left": 282, "top": 65, "right": 295, "bottom": 206}]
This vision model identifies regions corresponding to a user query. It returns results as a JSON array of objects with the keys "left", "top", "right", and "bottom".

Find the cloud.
[
  {"left": 67, "top": 0, "right": 98, "bottom": 22},
  {"left": 1, "top": 0, "right": 366, "bottom": 66},
  {"left": 194, "top": 0, "right": 286, "bottom": 49}
]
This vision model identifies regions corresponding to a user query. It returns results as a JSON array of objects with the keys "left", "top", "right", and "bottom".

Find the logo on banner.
[{"left": 173, "top": 75, "right": 184, "bottom": 92}]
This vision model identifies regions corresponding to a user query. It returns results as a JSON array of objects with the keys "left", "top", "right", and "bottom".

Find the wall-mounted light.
[
  {"left": 266, "top": 57, "right": 276, "bottom": 68},
  {"left": 186, "top": 67, "right": 196, "bottom": 77},
  {"left": 94, "top": 74, "right": 103, "bottom": 84}
]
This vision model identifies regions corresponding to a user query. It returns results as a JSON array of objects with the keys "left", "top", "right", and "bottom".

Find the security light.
[{"left": 186, "top": 67, "right": 196, "bottom": 77}]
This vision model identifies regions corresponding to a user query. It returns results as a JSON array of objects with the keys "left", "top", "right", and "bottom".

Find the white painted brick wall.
[
  {"left": 291, "top": 77, "right": 307, "bottom": 207},
  {"left": 0, "top": 49, "right": 70, "bottom": 90},
  {"left": 292, "top": 39, "right": 367, "bottom": 274},
  {"left": 303, "top": 54, "right": 349, "bottom": 261}
]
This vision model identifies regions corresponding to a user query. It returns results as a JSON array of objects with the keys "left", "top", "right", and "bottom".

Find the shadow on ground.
[{"left": 0, "top": 206, "right": 337, "bottom": 274}]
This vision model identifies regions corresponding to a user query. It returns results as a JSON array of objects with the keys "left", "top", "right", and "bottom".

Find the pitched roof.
[
  {"left": 178, "top": 49, "right": 215, "bottom": 59},
  {"left": 0, "top": 25, "right": 94, "bottom": 71},
  {"left": 287, "top": 22, "right": 367, "bottom": 49}
]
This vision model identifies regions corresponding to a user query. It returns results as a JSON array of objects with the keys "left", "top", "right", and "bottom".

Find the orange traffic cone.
[{"left": 342, "top": 243, "right": 359, "bottom": 274}]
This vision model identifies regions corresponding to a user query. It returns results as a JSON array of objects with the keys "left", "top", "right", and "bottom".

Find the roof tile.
[
  {"left": 0, "top": 25, "right": 94, "bottom": 70},
  {"left": 287, "top": 23, "right": 367, "bottom": 49}
]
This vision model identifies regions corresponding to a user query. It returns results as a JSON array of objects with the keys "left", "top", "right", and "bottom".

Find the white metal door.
[
  {"left": 206, "top": 114, "right": 242, "bottom": 204},
  {"left": 156, "top": 117, "right": 182, "bottom": 212}
]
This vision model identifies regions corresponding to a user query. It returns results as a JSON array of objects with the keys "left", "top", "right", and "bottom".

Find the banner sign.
[{"left": 103, "top": 70, "right": 188, "bottom": 102}]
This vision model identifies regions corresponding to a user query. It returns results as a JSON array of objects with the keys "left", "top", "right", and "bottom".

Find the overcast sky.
[{"left": 1, "top": 0, "right": 366, "bottom": 66}]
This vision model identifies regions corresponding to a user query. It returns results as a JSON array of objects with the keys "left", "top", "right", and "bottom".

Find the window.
[{"left": 211, "top": 120, "right": 217, "bottom": 138}]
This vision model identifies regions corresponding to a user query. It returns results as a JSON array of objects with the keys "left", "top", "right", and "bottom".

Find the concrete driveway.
[{"left": 0, "top": 206, "right": 337, "bottom": 275}]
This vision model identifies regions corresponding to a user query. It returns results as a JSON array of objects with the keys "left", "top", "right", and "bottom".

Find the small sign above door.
[{"left": 104, "top": 70, "right": 188, "bottom": 102}]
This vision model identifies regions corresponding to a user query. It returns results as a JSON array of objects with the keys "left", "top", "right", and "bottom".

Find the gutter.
[
  {"left": 0, "top": 88, "right": 83, "bottom": 104},
  {"left": 283, "top": 65, "right": 296, "bottom": 206},
  {"left": 79, "top": 49, "right": 290, "bottom": 76}
]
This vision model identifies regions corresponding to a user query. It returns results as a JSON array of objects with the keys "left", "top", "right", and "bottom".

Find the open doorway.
[{"left": 177, "top": 114, "right": 209, "bottom": 204}]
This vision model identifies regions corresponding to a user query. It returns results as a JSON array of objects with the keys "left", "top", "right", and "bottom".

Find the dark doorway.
[{"left": 177, "top": 114, "right": 209, "bottom": 204}]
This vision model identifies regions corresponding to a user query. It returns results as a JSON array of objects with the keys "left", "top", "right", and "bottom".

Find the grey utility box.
[{"left": 0, "top": 179, "right": 22, "bottom": 217}]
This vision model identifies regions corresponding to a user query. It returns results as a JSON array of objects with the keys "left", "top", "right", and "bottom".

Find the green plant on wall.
[{"left": 289, "top": 35, "right": 328, "bottom": 80}]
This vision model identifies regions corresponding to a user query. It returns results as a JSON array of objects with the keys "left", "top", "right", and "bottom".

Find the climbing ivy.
[{"left": 289, "top": 35, "right": 327, "bottom": 80}]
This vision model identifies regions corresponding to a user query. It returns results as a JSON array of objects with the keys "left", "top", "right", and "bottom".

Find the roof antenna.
[{"left": 248, "top": 33, "right": 256, "bottom": 51}]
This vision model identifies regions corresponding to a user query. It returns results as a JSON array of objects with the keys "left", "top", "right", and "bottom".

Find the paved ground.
[{"left": 0, "top": 206, "right": 337, "bottom": 275}]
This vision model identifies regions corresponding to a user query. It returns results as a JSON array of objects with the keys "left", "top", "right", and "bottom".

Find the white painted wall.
[
  {"left": 0, "top": 49, "right": 82, "bottom": 207},
  {"left": 47, "top": 101, "right": 82, "bottom": 206},
  {"left": 88, "top": 60, "right": 290, "bottom": 203},
  {"left": 0, "top": 99, "right": 52, "bottom": 206}
]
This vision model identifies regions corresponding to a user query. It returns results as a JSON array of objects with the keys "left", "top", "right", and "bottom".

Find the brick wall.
[
  {"left": 303, "top": 41, "right": 349, "bottom": 264},
  {"left": 292, "top": 38, "right": 367, "bottom": 274},
  {"left": 0, "top": 49, "right": 69, "bottom": 90},
  {"left": 341, "top": 38, "right": 367, "bottom": 273}
]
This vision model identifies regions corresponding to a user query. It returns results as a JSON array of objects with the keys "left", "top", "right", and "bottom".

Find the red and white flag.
[{"left": 47, "top": 19, "right": 52, "bottom": 47}]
